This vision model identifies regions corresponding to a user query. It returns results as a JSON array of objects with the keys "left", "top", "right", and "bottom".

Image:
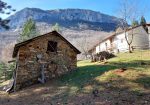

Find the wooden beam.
[{"left": 8, "top": 60, "right": 16, "bottom": 63}]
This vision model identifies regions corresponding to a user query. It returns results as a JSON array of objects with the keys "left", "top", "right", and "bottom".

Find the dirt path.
[
  {"left": 0, "top": 80, "right": 110, "bottom": 105},
  {"left": 0, "top": 79, "right": 150, "bottom": 105}
]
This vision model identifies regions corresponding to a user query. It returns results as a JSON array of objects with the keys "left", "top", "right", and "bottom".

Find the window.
[
  {"left": 47, "top": 41, "right": 57, "bottom": 52},
  {"left": 105, "top": 43, "right": 107, "bottom": 47}
]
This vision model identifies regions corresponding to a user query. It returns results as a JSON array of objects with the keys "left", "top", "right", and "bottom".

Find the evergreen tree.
[
  {"left": 0, "top": 0, "right": 16, "bottom": 29},
  {"left": 140, "top": 16, "right": 146, "bottom": 25},
  {"left": 18, "top": 18, "right": 38, "bottom": 42},
  {"left": 131, "top": 20, "right": 139, "bottom": 27}
]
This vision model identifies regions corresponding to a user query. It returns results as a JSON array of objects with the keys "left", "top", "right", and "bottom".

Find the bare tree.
[
  {"left": 118, "top": 0, "right": 140, "bottom": 53},
  {"left": 76, "top": 35, "right": 90, "bottom": 59}
]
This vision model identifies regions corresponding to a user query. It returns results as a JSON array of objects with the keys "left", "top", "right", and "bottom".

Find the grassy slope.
[
  {"left": 0, "top": 50, "right": 150, "bottom": 105},
  {"left": 59, "top": 50, "right": 150, "bottom": 93}
]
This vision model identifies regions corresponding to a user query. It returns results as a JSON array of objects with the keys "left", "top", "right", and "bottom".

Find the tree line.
[{"left": 132, "top": 16, "right": 146, "bottom": 27}]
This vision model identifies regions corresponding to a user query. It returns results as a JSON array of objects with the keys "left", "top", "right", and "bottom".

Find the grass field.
[
  {"left": 57, "top": 50, "right": 150, "bottom": 104},
  {"left": 0, "top": 50, "right": 150, "bottom": 105},
  {"left": 60, "top": 50, "right": 150, "bottom": 92}
]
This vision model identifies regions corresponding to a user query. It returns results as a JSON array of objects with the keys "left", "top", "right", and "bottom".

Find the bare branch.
[{"left": 117, "top": 0, "right": 140, "bottom": 53}]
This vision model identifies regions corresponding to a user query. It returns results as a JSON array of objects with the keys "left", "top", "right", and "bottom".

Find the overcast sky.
[{"left": 1, "top": 0, "right": 150, "bottom": 22}]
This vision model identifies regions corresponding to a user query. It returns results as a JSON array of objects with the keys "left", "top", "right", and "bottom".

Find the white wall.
[
  {"left": 129, "top": 26, "right": 149, "bottom": 49},
  {"left": 147, "top": 26, "right": 150, "bottom": 48},
  {"left": 95, "top": 39, "right": 112, "bottom": 53},
  {"left": 95, "top": 34, "right": 129, "bottom": 54},
  {"left": 96, "top": 45, "right": 100, "bottom": 53},
  {"left": 100, "top": 39, "right": 111, "bottom": 51},
  {"left": 100, "top": 41, "right": 107, "bottom": 51},
  {"left": 113, "top": 26, "right": 149, "bottom": 52},
  {"left": 94, "top": 26, "right": 149, "bottom": 54},
  {"left": 113, "top": 33, "right": 128, "bottom": 52}
]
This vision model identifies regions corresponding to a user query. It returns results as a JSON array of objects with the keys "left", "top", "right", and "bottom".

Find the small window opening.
[{"left": 47, "top": 41, "right": 57, "bottom": 52}]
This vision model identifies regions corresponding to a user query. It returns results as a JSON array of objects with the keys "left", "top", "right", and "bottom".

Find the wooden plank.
[{"left": 8, "top": 60, "right": 16, "bottom": 63}]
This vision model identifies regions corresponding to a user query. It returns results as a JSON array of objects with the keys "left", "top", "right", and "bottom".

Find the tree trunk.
[
  {"left": 128, "top": 44, "right": 132, "bottom": 53},
  {"left": 91, "top": 54, "right": 94, "bottom": 62}
]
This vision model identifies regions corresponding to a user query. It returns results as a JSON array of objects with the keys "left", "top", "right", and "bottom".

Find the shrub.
[{"left": 0, "top": 62, "right": 16, "bottom": 81}]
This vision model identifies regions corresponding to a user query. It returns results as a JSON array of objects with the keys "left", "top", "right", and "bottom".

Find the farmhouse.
[
  {"left": 8, "top": 31, "right": 80, "bottom": 91},
  {"left": 89, "top": 24, "right": 150, "bottom": 55}
]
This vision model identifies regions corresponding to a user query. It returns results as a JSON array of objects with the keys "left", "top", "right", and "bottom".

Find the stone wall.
[{"left": 14, "top": 33, "right": 77, "bottom": 90}]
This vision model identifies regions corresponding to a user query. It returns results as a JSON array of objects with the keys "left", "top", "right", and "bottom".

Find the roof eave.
[{"left": 12, "top": 31, "right": 81, "bottom": 57}]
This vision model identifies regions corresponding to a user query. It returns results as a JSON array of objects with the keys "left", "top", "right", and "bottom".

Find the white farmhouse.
[{"left": 89, "top": 24, "right": 150, "bottom": 55}]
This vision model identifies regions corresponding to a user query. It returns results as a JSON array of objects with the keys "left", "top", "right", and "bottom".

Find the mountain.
[
  {"left": 0, "top": 8, "right": 124, "bottom": 61},
  {"left": 7, "top": 8, "right": 124, "bottom": 31}
]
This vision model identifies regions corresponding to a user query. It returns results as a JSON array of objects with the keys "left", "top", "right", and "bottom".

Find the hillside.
[
  {"left": 0, "top": 8, "right": 124, "bottom": 61},
  {"left": 0, "top": 50, "right": 150, "bottom": 105}
]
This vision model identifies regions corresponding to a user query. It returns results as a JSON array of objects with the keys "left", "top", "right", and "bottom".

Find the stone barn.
[{"left": 9, "top": 31, "right": 80, "bottom": 91}]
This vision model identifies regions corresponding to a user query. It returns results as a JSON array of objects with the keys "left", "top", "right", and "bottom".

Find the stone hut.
[{"left": 11, "top": 31, "right": 81, "bottom": 91}]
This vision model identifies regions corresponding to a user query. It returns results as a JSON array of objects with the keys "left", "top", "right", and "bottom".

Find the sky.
[{"left": 2, "top": 0, "right": 150, "bottom": 22}]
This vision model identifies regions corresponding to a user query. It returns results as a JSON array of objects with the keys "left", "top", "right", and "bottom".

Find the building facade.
[
  {"left": 89, "top": 24, "right": 150, "bottom": 55},
  {"left": 11, "top": 31, "right": 80, "bottom": 91}
]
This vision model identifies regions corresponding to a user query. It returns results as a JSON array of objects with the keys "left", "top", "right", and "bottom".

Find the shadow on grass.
[
  {"left": 53, "top": 60, "right": 150, "bottom": 104},
  {"left": 59, "top": 60, "right": 150, "bottom": 87},
  {"left": 59, "top": 64, "right": 117, "bottom": 87},
  {"left": 133, "top": 74, "right": 150, "bottom": 89},
  {"left": 109, "top": 60, "right": 150, "bottom": 69}
]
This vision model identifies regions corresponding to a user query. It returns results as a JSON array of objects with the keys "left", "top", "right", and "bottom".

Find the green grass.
[
  {"left": 1, "top": 50, "right": 150, "bottom": 95},
  {"left": 1, "top": 50, "right": 150, "bottom": 105},
  {"left": 59, "top": 50, "right": 150, "bottom": 93},
  {"left": 59, "top": 61, "right": 117, "bottom": 86}
]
